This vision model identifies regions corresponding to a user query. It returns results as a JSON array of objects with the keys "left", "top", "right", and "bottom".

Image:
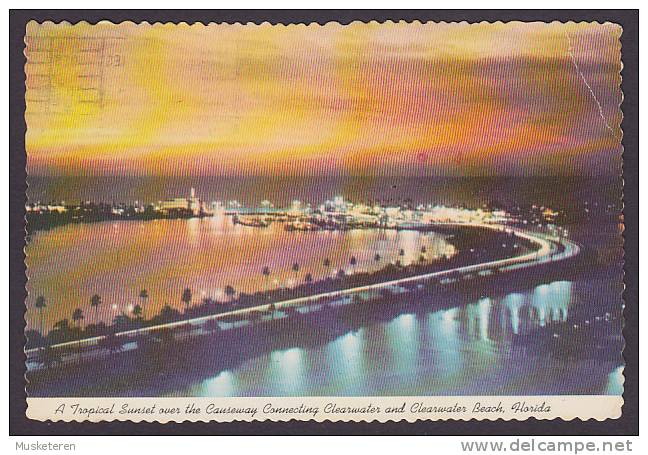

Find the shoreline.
[
  {"left": 25, "top": 221, "right": 523, "bottom": 337},
  {"left": 25, "top": 223, "right": 534, "bottom": 345},
  {"left": 27, "top": 255, "right": 624, "bottom": 398},
  {"left": 25, "top": 223, "right": 575, "bottom": 370},
  {"left": 25, "top": 209, "right": 213, "bottom": 234}
]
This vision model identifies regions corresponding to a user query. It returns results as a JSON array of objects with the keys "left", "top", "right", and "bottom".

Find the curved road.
[{"left": 26, "top": 223, "right": 581, "bottom": 369}]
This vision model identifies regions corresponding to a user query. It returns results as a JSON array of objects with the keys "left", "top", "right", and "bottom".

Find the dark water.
[
  {"left": 29, "top": 269, "right": 624, "bottom": 397},
  {"left": 25, "top": 176, "right": 625, "bottom": 397},
  {"left": 169, "top": 279, "right": 623, "bottom": 397}
]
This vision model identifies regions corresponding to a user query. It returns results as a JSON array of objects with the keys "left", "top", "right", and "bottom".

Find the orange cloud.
[{"left": 25, "top": 21, "right": 622, "bottom": 176}]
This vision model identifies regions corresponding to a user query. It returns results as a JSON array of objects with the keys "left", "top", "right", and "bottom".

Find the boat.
[{"left": 232, "top": 214, "right": 270, "bottom": 228}]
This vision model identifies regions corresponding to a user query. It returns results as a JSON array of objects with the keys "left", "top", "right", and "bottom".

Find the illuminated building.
[{"left": 158, "top": 188, "right": 205, "bottom": 215}]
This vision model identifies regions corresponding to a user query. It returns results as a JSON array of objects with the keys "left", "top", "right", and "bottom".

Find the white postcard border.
[{"left": 27, "top": 396, "right": 623, "bottom": 422}]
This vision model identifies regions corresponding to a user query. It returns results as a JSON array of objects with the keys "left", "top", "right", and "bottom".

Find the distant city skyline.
[{"left": 26, "top": 21, "right": 622, "bottom": 177}]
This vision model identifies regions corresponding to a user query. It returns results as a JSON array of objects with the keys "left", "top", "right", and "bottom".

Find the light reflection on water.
[
  {"left": 181, "top": 279, "right": 620, "bottom": 397},
  {"left": 387, "top": 313, "right": 420, "bottom": 375},
  {"left": 428, "top": 308, "right": 463, "bottom": 377},
  {"left": 504, "top": 293, "right": 525, "bottom": 335},
  {"left": 268, "top": 348, "right": 305, "bottom": 396},
  {"left": 325, "top": 330, "right": 365, "bottom": 394},
  {"left": 25, "top": 217, "right": 451, "bottom": 331},
  {"left": 606, "top": 366, "right": 624, "bottom": 395},
  {"left": 200, "top": 370, "right": 237, "bottom": 396}
]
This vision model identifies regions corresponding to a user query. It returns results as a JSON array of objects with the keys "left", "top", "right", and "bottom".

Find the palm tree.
[
  {"left": 350, "top": 256, "right": 357, "bottom": 274},
  {"left": 374, "top": 253, "right": 381, "bottom": 263},
  {"left": 262, "top": 266, "right": 271, "bottom": 291},
  {"left": 224, "top": 285, "right": 236, "bottom": 303},
  {"left": 323, "top": 257, "right": 331, "bottom": 276},
  {"left": 72, "top": 308, "right": 84, "bottom": 329},
  {"left": 304, "top": 273, "right": 313, "bottom": 285},
  {"left": 399, "top": 248, "right": 405, "bottom": 257},
  {"left": 181, "top": 288, "right": 192, "bottom": 311},
  {"left": 139, "top": 289, "right": 149, "bottom": 307},
  {"left": 72, "top": 308, "right": 83, "bottom": 359},
  {"left": 90, "top": 294, "right": 101, "bottom": 322},
  {"left": 291, "top": 262, "right": 300, "bottom": 284},
  {"left": 133, "top": 304, "right": 143, "bottom": 328},
  {"left": 421, "top": 246, "right": 427, "bottom": 254},
  {"left": 34, "top": 295, "right": 46, "bottom": 337}
]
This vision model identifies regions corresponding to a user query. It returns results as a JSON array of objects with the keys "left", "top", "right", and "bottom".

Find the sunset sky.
[{"left": 25, "top": 21, "right": 623, "bottom": 177}]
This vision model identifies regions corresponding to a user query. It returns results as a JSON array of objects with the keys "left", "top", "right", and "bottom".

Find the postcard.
[{"left": 23, "top": 19, "right": 624, "bottom": 422}]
